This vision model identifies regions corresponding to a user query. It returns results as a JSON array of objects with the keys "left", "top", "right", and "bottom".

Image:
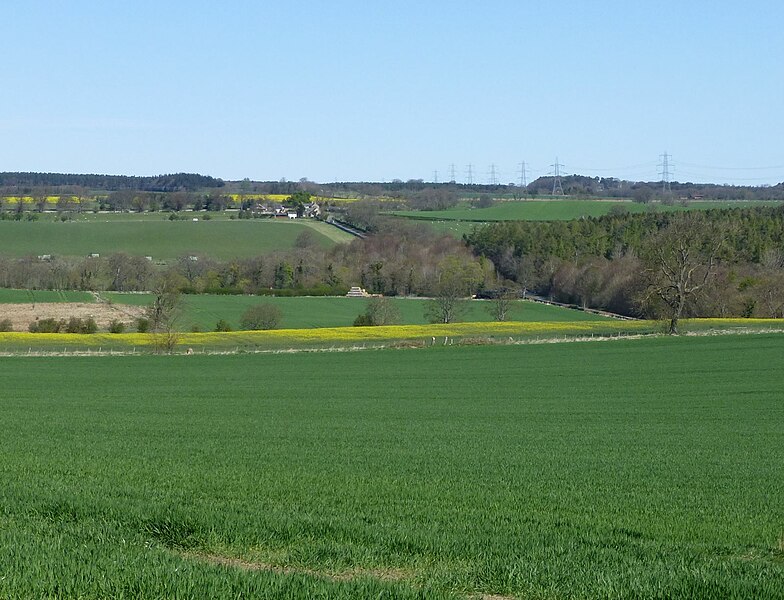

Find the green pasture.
[
  {"left": 1, "top": 335, "right": 782, "bottom": 598},
  {"left": 391, "top": 199, "right": 784, "bottom": 224},
  {"left": 103, "top": 293, "right": 608, "bottom": 331},
  {"left": 0, "top": 289, "right": 93, "bottom": 303},
  {"left": 0, "top": 218, "right": 350, "bottom": 260}
]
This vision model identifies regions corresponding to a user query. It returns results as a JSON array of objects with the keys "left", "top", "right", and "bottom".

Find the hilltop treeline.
[
  {"left": 466, "top": 206, "right": 784, "bottom": 318},
  {"left": 525, "top": 175, "right": 784, "bottom": 201},
  {"left": 0, "top": 172, "right": 223, "bottom": 192},
  {"left": 234, "top": 177, "right": 784, "bottom": 203},
  {"left": 3, "top": 171, "right": 783, "bottom": 204}
]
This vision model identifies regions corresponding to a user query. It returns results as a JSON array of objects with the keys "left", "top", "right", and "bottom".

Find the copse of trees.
[
  {"left": 466, "top": 206, "right": 784, "bottom": 271},
  {"left": 466, "top": 206, "right": 784, "bottom": 322}
]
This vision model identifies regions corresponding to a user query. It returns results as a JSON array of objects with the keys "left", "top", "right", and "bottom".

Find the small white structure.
[
  {"left": 287, "top": 212, "right": 297, "bottom": 219},
  {"left": 192, "top": 217, "right": 199, "bottom": 222},
  {"left": 346, "top": 286, "right": 370, "bottom": 298}
]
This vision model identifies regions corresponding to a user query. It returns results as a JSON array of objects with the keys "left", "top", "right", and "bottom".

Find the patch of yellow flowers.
[
  {"left": 3, "top": 196, "right": 75, "bottom": 204},
  {"left": 178, "top": 320, "right": 652, "bottom": 345},
  {"left": 2, "top": 319, "right": 781, "bottom": 351}
]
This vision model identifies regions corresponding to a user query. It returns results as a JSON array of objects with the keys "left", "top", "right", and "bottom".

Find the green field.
[
  {"left": 1, "top": 335, "right": 782, "bottom": 598},
  {"left": 392, "top": 199, "right": 784, "bottom": 224},
  {"left": 0, "top": 217, "right": 352, "bottom": 260},
  {"left": 104, "top": 293, "right": 608, "bottom": 331},
  {"left": 0, "top": 289, "right": 93, "bottom": 303}
]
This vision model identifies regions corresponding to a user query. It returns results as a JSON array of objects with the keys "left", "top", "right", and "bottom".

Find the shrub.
[
  {"left": 364, "top": 296, "right": 401, "bottom": 326},
  {"left": 65, "top": 317, "right": 83, "bottom": 333},
  {"left": 190, "top": 324, "right": 203, "bottom": 333},
  {"left": 29, "top": 318, "right": 64, "bottom": 333},
  {"left": 0, "top": 318, "right": 13, "bottom": 332},
  {"left": 82, "top": 317, "right": 98, "bottom": 334},
  {"left": 136, "top": 317, "right": 151, "bottom": 333},
  {"left": 353, "top": 314, "right": 373, "bottom": 327},
  {"left": 64, "top": 317, "right": 98, "bottom": 334},
  {"left": 108, "top": 320, "right": 126, "bottom": 334},
  {"left": 214, "top": 319, "right": 232, "bottom": 332},
  {"left": 240, "top": 303, "right": 282, "bottom": 330}
]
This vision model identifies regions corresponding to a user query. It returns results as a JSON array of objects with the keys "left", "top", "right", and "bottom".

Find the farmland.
[
  {"left": 0, "top": 216, "right": 351, "bottom": 260},
  {"left": 0, "top": 289, "right": 93, "bottom": 303},
  {"left": 392, "top": 199, "right": 784, "bottom": 224},
  {"left": 1, "top": 334, "right": 782, "bottom": 598},
  {"left": 0, "top": 318, "right": 655, "bottom": 354},
  {"left": 102, "top": 293, "right": 607, "bottom": 331},
  {"left": 0, "top": 290, "right": 608, "bottom": 333}
]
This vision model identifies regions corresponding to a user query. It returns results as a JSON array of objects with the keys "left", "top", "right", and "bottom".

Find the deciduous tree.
[
  {"left": 641, "top": 214, "right": 724, "bottom": 334},
  {"left": 240, "top": 303, "right": 282, "bottom": 330}
]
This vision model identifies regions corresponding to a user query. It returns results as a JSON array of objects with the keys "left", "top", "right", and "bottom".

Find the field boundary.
[
  {"left": 524, "top": 294, "right": 639, "bottom": 320},
  {"left": 2, "top": 327, "right": 783, "bottom": 358}
]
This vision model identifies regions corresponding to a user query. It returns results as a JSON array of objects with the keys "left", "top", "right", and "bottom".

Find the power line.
[
  {"left": 465, "top": 164, "right": 473, "bottom": 185},
  {"left": 678, "top": 161, "right": 784, "bottom": 171},
  {"left": 488, "top": 164, "right": 497, "bottom": 186},
  {"left": 674, "top": 170, "right": 781, "bottom": 183},
  {"left": 567, "top": 162, "right": 656, "bottom": 173},
  {"left": 449, "top": 163, "right": 456, "bottom": 183},
  {"left": 433, "top": 170, "right": 438, "bottom": 184}
]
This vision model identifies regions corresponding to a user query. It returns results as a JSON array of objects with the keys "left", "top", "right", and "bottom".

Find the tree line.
[
  {"left": 0, "top": 172, "right": 223, "bottom": 192},
  {"left": 0, "top": 221, "right": 494, "bottom": 299}
]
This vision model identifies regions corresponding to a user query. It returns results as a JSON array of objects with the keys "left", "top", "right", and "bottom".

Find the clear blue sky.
[{"left": 3, "top": 1, "right": 783, "bottom": 185}]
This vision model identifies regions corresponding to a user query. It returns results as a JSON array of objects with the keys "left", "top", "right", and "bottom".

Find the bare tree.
[
  {"left": 425, "top": 257, "right": 483, "bottom": 324},
  {"left": 364, "top": 296, "right": 401, "bottom": 326},
  {"left": 758, "top": 270, "right": 784, "bottom": 318},
  {"left": 641, "top": 214, "right": 724, "bottom": 334},
  {"left": 146, "top": 275, "right": 182, "bottom": 353},
  {"left": 488, "top": 288, "right": 517, "bottom": 322}
]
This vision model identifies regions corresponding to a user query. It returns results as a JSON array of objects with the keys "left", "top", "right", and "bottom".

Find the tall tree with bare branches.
[{"left": 641, "top": 214, "right": 725, "bottom": 334}]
